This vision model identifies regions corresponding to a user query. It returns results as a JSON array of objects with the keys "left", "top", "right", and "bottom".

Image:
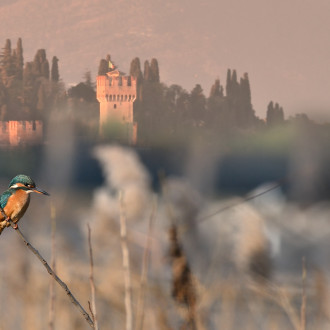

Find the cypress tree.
[
  {"left": 231, "top": 70, "right": 239, "bottom": 98},
  {"left": 189, "top": 84, "right": 206, "bottom": 123},
  {"left": 98, "top": 59, "right": 108, "bottom": 75},
  {"left": 232, "top": 70, "right": 237, "bottom": 84},
  {"left": 130, "top": 57, "right": 143, "bottom": 101},
  {"left": 143, "top": 60, "right": 150, "bottom": 81},
  {"left": 33, "top": 49, "right": 49, "bottom": 78},
  {"left": 266, "top": 101, "right": 274, "bottom": 126},
  {"left": 36, "top": 83, "right": 45, "bottom": 112},
  {"left": 150, "top": 58, "right": 160, "bottom": 83},
  {"left": 209, "top": 79, "right": 223, "bottom": 97},
  {"left": 23, "top": 62, "right": 36, "bottom": 109},
  {"left": 241, "top": 73, "right": 251, "bottom": 106},
  {"left": 41, "top": 60, "right": 49, "bottom": 79},
  {"left": 129, "top": 57, "right": 143, "bottom": 83},
  {"left": 98, "top": 54, "right": 117, "bottom": 75},
  {"left": 2, "top": 39, "right": 15, "bottom": 81},
  {"left": 51, "top": 56, "right": 59, "bottom": 82},
  {"left": 226, "top": 69, "right": 232, "bottom": 97},
  {"left": 15, "top": 38, "right": 24, "bottom": 80}
]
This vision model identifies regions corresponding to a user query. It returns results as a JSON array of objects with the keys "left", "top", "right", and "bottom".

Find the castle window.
[
  {"left": 117, "top": 95, "right": 120, "bottom": 101},
  {"left": 125, "top": 95, "right": 128, "bottom": 101},
  {"left": 121, "top": 95, "right": 123, "bottom": 102},
  {"left": 109, "top": 95, "right": 112, "bottom": 101},
  {"left": 114, "top": 104, "right": 117, "bottom": 109}
]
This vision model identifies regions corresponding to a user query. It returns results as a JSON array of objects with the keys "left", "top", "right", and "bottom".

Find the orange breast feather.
[{"left": 4, "top": 190, "right": 30, "bottom": 223}]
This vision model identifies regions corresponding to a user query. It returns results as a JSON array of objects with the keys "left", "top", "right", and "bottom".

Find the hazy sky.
[{"left": 0, "top": 0, "right": 329, "bottom": 120}]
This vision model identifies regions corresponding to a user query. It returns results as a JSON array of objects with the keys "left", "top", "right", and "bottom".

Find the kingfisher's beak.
[{"left": 32, "top": 187, "right": 50, "bottom": 196}]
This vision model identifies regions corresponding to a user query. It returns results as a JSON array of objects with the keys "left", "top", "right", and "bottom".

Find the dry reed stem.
[
  {"left": 88, "top": 224, "right": 99, "bottom": 330},
  {"left": 119, "top": 191, "right": 133, "bottom": 330},
  {"left": 0, "top": 206, "right": 95, "bottom": 328},
  {"left": 248, "top": 279, "right": 301, "bottom": 330},
  {"left": 135, "top": 195, "right": 157, "bottom": 330},
  {"left": 49, "top": 202, "right": 56, "bottom": 330},
  {"left": 300, "top": 257, "right": 307, "bottom": 330},
  {"left": 273, "top": 287, "right": 300, "bottom": 330}
]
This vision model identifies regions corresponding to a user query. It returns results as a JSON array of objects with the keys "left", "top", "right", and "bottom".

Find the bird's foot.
[{"left": 4, "top": 217, "right": 17, "bottom": 229}]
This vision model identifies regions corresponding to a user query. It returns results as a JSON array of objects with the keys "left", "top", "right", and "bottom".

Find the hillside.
[{"left": 0, "top": 0, "right": 330, "bottom": 119}]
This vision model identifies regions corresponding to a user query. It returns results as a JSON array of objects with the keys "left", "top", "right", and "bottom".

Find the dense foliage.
[
  {"left": 0, "top": 39, "right": 66, "bottom": 120},
  {"left": 0, "top": 38, "right": 314, "bottom": 146}
]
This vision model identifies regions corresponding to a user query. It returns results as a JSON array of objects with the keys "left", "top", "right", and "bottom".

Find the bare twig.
[
  {"left": 301, "top": 257, "right": 307, "bottom": 330},
  {"left": 0, "top": 206, "right": 94, "bottom": 328},
  {"left": 49, "top": 202, "right": 57, "bottom": 330},
  {"left": 88, "top": 224, "right": 99, "bottom": 330},
  {"left": 89, "top": 301, "right": 96, "bottom": 322},
  {"left": 119, "top": 191, "right": 133, "bottom": 330},
  {"left": 135, "top": 195, "right": 157, "bottom": 330}
]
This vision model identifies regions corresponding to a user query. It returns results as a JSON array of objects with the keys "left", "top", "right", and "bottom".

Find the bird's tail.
[{"left": 0, "top": 220, "right": 8, "bottom": 235}]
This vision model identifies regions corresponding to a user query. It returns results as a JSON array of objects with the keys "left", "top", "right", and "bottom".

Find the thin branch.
[
  {"left": 119, "top": 191, "right": 133, "bottom": 330},
  {"left": 87, "top": 224, "right": 99, "bottom": 330},
  {"left": 301, "top": 256, "right": 307, "bottom": 330},
  {"left": 197, "top": 180, "right": 284, "bottom": 223},
  {"left": 0, "top": 207, "right": 94, "bottom": 328},
  {"left": 49, "top": 202, "right": 57, "bottom": 330},
  {"left": 135, "top": 195, "right": 157, "bottom": 330}
]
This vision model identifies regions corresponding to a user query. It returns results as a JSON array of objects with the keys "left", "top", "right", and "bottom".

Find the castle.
[
  {"left": 96, "top": 68, "right": 137, "bottom": 144},
  {"left": 0, "top": 120, "right": 43, "bottom": 147}
]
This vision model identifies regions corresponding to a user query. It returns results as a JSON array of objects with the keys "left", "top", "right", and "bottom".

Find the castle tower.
[{"left": 96, "top": 69, "right": 137, "bottom": 144}]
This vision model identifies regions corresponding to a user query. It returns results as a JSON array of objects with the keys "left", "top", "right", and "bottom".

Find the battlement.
[
  {"left": 96, "top": 73, "right": 137, "bottom": 103},
  {"left": 0, "top": 120, "right": 43, "bottom": 147},
  {"left": 97, "top": 69, "right": 138, "bottom": 144}
]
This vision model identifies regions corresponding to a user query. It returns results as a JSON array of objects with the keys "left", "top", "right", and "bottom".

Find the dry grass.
[
  {"left": 0, "top": 194, "right": 329, "bottom": 330},
  {"left": 1, "top": 146, "right": 330, "bottom": 329}
]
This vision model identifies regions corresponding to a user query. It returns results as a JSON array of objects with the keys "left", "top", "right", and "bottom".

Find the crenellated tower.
[{"left": 97, "top": 69, "right": 137, "bottom": 144}]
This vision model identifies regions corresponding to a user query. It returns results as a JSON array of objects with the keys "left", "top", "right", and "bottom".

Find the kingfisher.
[{"left": 0, "top": 174, "right": 49, "bottom": 234}]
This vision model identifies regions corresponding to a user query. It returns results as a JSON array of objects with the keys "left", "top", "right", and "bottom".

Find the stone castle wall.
[
  {"left": 97, "top": 71, "right": 137, "bottom": 144},
  {"left": 0, "top": 121, "right": 43, "bottom": 147}
]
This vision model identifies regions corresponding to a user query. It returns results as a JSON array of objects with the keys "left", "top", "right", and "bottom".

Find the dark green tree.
[
  {"left": 130, "top": 57, "right": 143, "bottom": 102},
  {"left": 98, "top": 59, "right": 108, "bottom": 76},
  {"left": 189, "top": 84, "right": 206, "bottom": 124},
  {"left": 143, "top": 60, "right": 150, "bottom": 81},
  {"left": 130, "top": 57, "right": 143, "bottom": 83},
  {"left": 207, "top": 78, "right": 232, "bottom": 130},
  {"left": 209, "top": 79, "right": 223, "bottom": 98},
  {"left": 33, "top": 49, "right": 49, "bottom": 79},
  {"left": 266, "top": 101, "right": 284, "bottom": 126},
  {"left": 51, "top": 56, "right": 59, "bottom": 82},
  {"left": 68, "top": 72, "right": 96, "bottom": 103},
  {"left": 226, "top": 69, "right": 232, "bottom": 97},
  {"left": 240, "top": 73, "right": 251, "bottom": 106},
  {"left": 36, "top": 83, "right": 46, "bottom": 112},
  {"left": 15, "top": 38, "right": 24, "bottom": 80},
  {"left": 150, "top": 58, "right": 160, "bottom": 83},
  {"left": 1, "top": 39, "right": 16, "bottom": 85}
]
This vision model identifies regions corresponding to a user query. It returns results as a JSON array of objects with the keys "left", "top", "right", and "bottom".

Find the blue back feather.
[{"left": 0, "top": 190, "right": 13, "bottom": 209}]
